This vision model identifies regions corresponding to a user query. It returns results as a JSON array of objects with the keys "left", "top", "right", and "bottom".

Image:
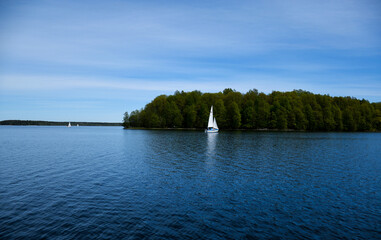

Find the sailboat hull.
[{"left": 206, "top": 128, "right": 219, "bottom": 133}]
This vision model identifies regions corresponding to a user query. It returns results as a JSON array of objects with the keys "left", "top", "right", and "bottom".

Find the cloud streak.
[{"left": 2, "top": 73, "right": 380, "bottom": 98}]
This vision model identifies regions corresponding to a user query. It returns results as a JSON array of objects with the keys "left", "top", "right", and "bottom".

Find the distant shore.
[
  {"left": 0, "top": 120, "right": 122, "bottom": 126},
  {"left": 1, "top": 121, "right": 378, "bottom": 131}
]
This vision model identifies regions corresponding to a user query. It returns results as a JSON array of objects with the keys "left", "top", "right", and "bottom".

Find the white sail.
[
  {"left": 207, "top": 106, "right": 214, "bottom": 128},
  {"left": 213, "top": 117, "right": 218, "bottom": 129},
  {"left": 206, "top": 105, "right": 219, "bottom": 133},
  {"left": 68, "top": 122, "right": 71, "bottom": 127}
]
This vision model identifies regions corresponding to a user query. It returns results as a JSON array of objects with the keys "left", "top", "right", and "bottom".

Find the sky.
[{"left": 1, "top": 0, "right": 381, "bottom": 122}]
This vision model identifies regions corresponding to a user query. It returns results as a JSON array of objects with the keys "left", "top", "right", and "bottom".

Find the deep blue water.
[{"left": 0, "top": 126, "right": 380, "bottom": 239}]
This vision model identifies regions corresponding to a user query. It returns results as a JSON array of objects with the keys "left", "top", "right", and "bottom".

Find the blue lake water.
[{"left": 0, "top": 126, "right": 380, "bottom": 239}]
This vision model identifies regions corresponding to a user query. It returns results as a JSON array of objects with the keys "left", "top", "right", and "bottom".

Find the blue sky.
[{"left": 1, "top": 0, "right": 381, "bottom": 122}]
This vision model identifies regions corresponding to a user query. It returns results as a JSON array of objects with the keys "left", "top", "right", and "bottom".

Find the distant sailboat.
[
  {"left": 77, "top": 124, "right": 79, "bottom": 127},
  {"left": 68, "top": 122, "right": 71, "bottom": 127},
  {"left": 206, "top": 106, "right": 219, "bottom": 133}
]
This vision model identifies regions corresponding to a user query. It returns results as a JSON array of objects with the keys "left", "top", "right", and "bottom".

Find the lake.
[{"left": 0, "top": 126, "right": 380, "bottom": 239}]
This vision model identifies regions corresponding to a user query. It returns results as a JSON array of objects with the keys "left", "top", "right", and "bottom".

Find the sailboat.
[
  {"left": 67, "top": 122, "right": 71, "bottom": 128},
  {"left": 206, "top": 106, "right": 219, "bottom": 133}
]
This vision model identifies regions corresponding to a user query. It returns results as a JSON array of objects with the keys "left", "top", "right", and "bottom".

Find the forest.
[{"left": 123, "top": 89, "right": 381, "bottom": 131}]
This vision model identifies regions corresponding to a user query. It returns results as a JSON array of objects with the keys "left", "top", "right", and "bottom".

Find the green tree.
[
  {"left": 332, "top": 105, "right": 343, "bottom": 131},
  {"left": 304, "top": 104, "right": 315, "bottom": 130},
  {"left": 255, "top": 96, "right": 270, "bottom": 129},
  {"left": 277, "top": 109, "right": 288, "bottom": 130},
  {"left": 196, "top": 103, "right": 209, "bottom": 128},
  {"left": 343, "top": 109, "right": 355, "bottom": 131},
  {"left": 358, "top": 103, "right": 372, "bottom": 131},
  {"left": 287, "top": 112, "right": 296, "bottom": 129},
  {"left": 242, "top": 100, "right": 255, "bottom": 128},
  {"left": 227, "top": 102, "right": 241, "bottom": 129},
  {"left": 123, "top": 111, "right": 130, "bottom": 128},
  {"left": 184, "top": 105, "right": 197, "bottom": 128},
  {"left": 294, "top": 107, "right": 307, "bottom": 130},
  {"left": 269, "top": 112, "right": 277, "bottom": 129},
  {"left": 167, "top": 101, "right": 183, "bottom": 127},
  {"left": 323, "top": 105, "right": 335, "bottom": 131},
  {"left": 372, "top": 103, "right": 381, "bottom": 130},
  {"left": 224, "top": 91, "right": 242, "bottom": 108},
  {"left": 129, "top": 110, "right": 140, "bottom": 127},
  {"left": 148, "top": 113, "right": 161, "bottom": 128},
  {"left": 124, "top": 89, "right": 379, "bottom": 132},
  {"left": 223, "top": 88, "right": 235, "bottom": 95},
  {"left": 214, "top": 99, "right": 227, "bottom": 128}
]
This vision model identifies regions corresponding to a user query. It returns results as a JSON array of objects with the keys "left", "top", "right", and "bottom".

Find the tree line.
[
  {"left": 0, "top": 120, "right": 122, "bottom": 126},
  {"left": 123, "top": 89, "right": 381, "bottom": 131}
]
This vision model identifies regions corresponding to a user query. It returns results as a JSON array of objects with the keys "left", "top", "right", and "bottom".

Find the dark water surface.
[{"left": 1, "top": 126, "right": 380, "bottom": 239}]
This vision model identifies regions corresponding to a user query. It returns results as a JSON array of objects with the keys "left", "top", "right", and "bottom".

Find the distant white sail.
[
  {"left": 213, "top": 117, "right": 218, "bottom": 129},
  {"left": 208, "top": 106, "right": 214, "bottom": 128},
  {"left": 206, "top": 106, "right": 219, "bottom": 133},
  {"left": 68, "top": 122, "right": 71, "bottom": 127}
]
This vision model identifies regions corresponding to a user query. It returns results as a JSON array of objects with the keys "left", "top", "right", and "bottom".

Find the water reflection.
[{"left": 207, "top": 133, "right": 217, "bottom": 157}]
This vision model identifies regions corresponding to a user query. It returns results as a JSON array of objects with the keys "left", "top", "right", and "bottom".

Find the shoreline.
[
  {"left": 1, "top": 121, "right": 378, "bottom": 132},
  {"left": 124, "top": 127, "right": 380, "bottom": 132},
  {"left": 0, "top": 120, "right": 122, "bottom": 127}
]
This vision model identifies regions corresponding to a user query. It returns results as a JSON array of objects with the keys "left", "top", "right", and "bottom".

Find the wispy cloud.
[
  {"left": 0, "top": 74, "right": 219, "bottom": 92},
  {"left": 1, "top": 0, "right": 380, "bottom": 62},
  {"left": 2, "top": 73, "right": 380, "bottom": 98}
]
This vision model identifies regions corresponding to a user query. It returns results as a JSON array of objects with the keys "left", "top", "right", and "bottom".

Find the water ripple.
[{"left": 0, "top": 127, "right": 380, "bottom": 238}]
